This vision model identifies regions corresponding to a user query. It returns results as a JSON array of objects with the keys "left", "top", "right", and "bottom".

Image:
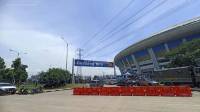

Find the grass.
[{"left": 42, "top": 83, "right": 87, "bottom": 90}]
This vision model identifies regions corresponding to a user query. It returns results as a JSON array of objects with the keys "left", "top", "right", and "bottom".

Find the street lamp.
[
  {"left": 9, "top": 49, "right": 27, "bottom": 57},
  {"left": 60, "top": 37, "right": 69, "bottom": 71}
]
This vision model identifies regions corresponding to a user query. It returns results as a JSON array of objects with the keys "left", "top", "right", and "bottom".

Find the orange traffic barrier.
[
  {"left": 146, "top": 86, "right": 161, "bottom": 96},
  {"left": 120, "top": 87, "right": 132, "bottom": 96},
  {"left": 74, "top": 87, "right": 84, "bottom": 95},
  {"left": 99, "top": 87, "right": 109, "bottom": 96},
  {"left": 73, "top": 88, "right": 80, "bottom": 95},
  {"left": 73, "top": 86, "right": 192, "bottom": 97},
  {"left": 175, "top": 86, "right": 192, "bottom": 97},
  {"left": 82, "top": 88, "right": 90, "bottom": 95},
  {"left": 132, "top": 86, "right": 146, "bottom": 96},
  {"left": 160, "top": 86, "right": 176, "bottom": 96},
  {"left": 90, "top": 87, "right": 100, "bottom": 95},
  {"left": 109, "top": 87, "right": 120, "bottom": 96}
]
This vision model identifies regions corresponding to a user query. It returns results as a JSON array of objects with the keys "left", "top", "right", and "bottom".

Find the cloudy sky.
[{"left": 0, "top": 0, "right": 200, "bottom": 76}]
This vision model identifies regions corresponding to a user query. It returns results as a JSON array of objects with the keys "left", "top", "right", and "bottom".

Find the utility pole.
[
  {"left": 76, "top": 48, "right": 83, "bottom": 83},
  {"left": 60, "top": 37, "right": 68, "bottom": 71},
  {"left": 72, "top": 58, "right": 75, "bottom": 84}
]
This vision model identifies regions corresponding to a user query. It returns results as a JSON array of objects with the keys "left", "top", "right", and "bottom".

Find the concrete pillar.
[
  {"left": 131, "top": 54, "right": 141, "bottom": 74},
  {"left": 125, "top": 57, "right": 131, "bottom": 67},
  {"left": 147, "top": 48, "right": 159, "bottom": 70},
  {"left": 121, "top": 60, "right": 126, "bottom": 68},
  {"left": 164, "top": 43, "right": 170, "bottom": 52}
]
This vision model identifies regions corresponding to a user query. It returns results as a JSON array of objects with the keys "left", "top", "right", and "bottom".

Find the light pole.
[
  {"left": 9, "top": 49, "right": 27, "bottom": 84},
  {"left": 60, "top": 37, "right": 68, "bottom": 71},
  {"left": 9, "top": 49, "right": 27, "bottom": 57}
]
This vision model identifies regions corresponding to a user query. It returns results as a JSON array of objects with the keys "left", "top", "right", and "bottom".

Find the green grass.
[{"left": 42, "top": 83, "right": 87, "bottom": 90}]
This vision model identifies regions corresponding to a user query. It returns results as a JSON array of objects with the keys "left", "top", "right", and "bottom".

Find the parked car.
[
  {"left": 89, "top": 80, "right": 104, "bottom": 87},
  {"left": 0, "top": 83, "right": 16, "bottom": 95},
  {"left": 117, "top": 79, "right": 137, "bottom": 86}
]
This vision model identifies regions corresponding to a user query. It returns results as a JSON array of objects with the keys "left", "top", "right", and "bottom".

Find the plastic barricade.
[
  {"left": 82, "top": 88, "right": 90, "bottom": 95},
  {"left": 132, "top": 86, "right": 146, "bottom": 96},
  {"left": 109, "top": 87, "right": 120, "bottom": 96},
  {"left": 160, "top": 86, "right": 176, "bottom": 96},
  {"left": 73, "top": 88, "right": 80, "bottom": 95},
  {"left": 75, "top": 87, "right": 85, "bottom": 95},
  {"left": 73, "top": 86, "right": 192, "bottom": 97},
  {"left": 91, "top": 87, "right": 100, "bottom": 95},
  {"left": 175, "top": 86, "right": 192, "bottom": 97},
  {"left": 120, "top": 87, "right": 132, "bottom": 96},
  {"left": 146, "top": 86, "right": 161, "bottom": 96},
  {"left": 99, "top": 87, "right": 109, "bottom": 96}
]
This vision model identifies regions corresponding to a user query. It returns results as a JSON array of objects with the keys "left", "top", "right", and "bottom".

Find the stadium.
[{"left": 114, "top": 17, "right": 200, "bottom": 75}]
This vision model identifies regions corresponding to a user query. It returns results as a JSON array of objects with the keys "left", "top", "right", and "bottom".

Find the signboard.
[{"left": 74, "top": 59, "right": 114, "bottom": 67}]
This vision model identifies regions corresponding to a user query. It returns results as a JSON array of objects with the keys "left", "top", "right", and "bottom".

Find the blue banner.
[{"left": 74, "top": 59, "right": 114, "bottom": 67}]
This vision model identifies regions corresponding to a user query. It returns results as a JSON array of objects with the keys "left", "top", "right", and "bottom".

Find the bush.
[{"left": 38, "top": 68, "right": 71, "bottom": 88}]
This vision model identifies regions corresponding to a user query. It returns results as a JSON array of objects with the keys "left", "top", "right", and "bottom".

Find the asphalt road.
[{"left": 0, "top": 90, "right": 200, "bottom": 112}]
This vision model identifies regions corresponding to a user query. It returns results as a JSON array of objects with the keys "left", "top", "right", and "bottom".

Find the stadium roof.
[{"left": 114, "top": 17, "right": 200, "bottom": 61}]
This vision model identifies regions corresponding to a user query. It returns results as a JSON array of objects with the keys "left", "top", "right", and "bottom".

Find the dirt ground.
[{"left": 0, "top": 90, "right": 200, "bottom": 112}]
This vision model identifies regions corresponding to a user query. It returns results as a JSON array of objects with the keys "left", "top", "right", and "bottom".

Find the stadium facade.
[{"left": 114, "top": 17, "right": 200, "bottom": 75}]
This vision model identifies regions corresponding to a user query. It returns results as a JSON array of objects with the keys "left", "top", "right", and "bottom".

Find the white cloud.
[
  {"left": 0, "top": 24, "right": 119, "bottom": 76},
  {"left": 0, "top": 29, "right": 77, "bottom": 75}
]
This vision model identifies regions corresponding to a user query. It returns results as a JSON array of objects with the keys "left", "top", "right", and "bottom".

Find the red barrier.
[
  {"left": 73, "top": 88, "right": 80, "bottom": 95},
  {"left": 175, "top": 86, "right": 192, "bottom": 97},
  {"left": 73, "top": 86, "right": 192, "bottom": 97},
  {"left": 90, "top": 87, "right": 100, "bottom": 95},
  {"left": 99, "top": 87, "right": 109, "bottom": 96},
  {"left": 109, "top": 87, "right": 120, "bottom": 96},
  {"left": 132, "top": 86, "right": 146, "bottom": 96},
  {"left": 74, "top": 87, "right": 84, "bottom": 95},
  {"left": 146, "top": 86, "right": 161, "bottom": 96},
  {"left": 120, "top": 87, "right": 132, "bottom": 96},
  {"left": 160, "top": 86, "right": 176, "bottom": 96}
]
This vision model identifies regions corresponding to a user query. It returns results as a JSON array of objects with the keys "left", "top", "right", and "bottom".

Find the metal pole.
[
  {"left": 60, "top": 37, "right": 68, "bottom": 71},
  {"left": 66, "top": 43, "right": 68, "bottom": 71},
  {"left": 72, "top": 58, "right": 75, "bottom": 84}
]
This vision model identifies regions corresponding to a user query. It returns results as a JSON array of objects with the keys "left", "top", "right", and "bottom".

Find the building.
[{"left": 114, "top": 17, "right": 200, "bottom": 75}]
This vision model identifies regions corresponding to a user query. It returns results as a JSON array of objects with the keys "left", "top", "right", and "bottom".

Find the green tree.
[
  {"left": 38, "top": 68, "right": 71, "bottom": 88},
  {"left": 11, "top": 58, "right": 28, "bottom": 85},
  {"left": 165, "top": 39, "right": 200, "bottom": 67},
  {"left": 0, "top": 57, "right": 6, "bottom": 81}
]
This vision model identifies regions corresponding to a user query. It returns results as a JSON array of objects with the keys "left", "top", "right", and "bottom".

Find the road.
[{"left": 0, "top": 90, "right": 200, "bottom": 112}]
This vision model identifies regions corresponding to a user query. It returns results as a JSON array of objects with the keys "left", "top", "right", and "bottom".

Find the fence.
[{"left": 73, "top": 86, "right": 192, "bottom": 97}]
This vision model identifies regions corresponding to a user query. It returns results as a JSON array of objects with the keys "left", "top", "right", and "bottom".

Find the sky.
[{"left": 0, "top": 0, "right": 200, "bottom": 76}]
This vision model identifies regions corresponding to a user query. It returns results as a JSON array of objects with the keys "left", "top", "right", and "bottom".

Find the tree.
[
  {"left": 38, "top": 68, "right": 71, "bottom": 88},
  {"left": 165, "top": 39, "right": 200, "bottom": 67},
  {"left": 0, "top": 57, "right": 6, "bottom": 81},
  {"left": 11, "top": 58, "right": 28, "bottom": 85}
]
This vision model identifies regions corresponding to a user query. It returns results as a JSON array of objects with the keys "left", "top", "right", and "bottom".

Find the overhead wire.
[
  {"left": 96, "top": 0, "right": 192, "bottom": 58},
  {"left": 84, "top": 0, "right": 155, "bottom": 53},
  {"left": 80, "top": 0, "right": 136, "bottom": 49},
  {"left": 84, "top": 0, "right": 168, "bottom": 58}
]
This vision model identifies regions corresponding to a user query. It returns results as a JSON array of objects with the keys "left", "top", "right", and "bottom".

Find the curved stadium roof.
[{"left": 114, "top": 17, "right": 200, "bottom": 62}]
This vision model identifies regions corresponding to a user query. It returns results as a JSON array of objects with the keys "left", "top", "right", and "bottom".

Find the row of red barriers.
[{"left": 73, "top": 86, "right": 192, "bottom": 97}]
